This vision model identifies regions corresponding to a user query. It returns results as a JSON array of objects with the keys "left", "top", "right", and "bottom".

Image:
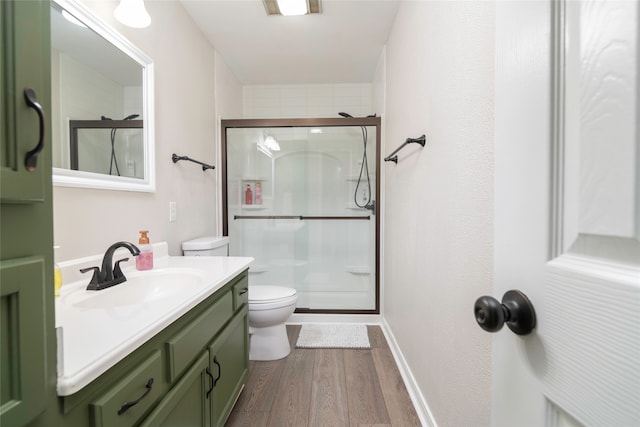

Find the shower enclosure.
[{"left": 222, "top": 118, "right": 380, "bottom": 313}]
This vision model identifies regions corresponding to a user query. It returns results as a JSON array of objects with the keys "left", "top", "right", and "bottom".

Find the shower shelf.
[
  {"left": 345, "top": 205, "right": 369, "bottom": 210},
  {"left": 345, "top": 265, "right": 371, "bottom": 275},
  {"left": 241, "top": 205, "right": 268, "bottom": 210}
]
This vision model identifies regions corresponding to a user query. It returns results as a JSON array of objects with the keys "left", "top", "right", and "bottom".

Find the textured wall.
[
  {"left": 53, "top": 1, "right": 241, "bottom": 260},
  {"left": 383, "top": 2, "right": 495, "bottom": 426}
]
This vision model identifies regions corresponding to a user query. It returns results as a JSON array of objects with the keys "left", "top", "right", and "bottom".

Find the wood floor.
[{"left": 226, "top": 325, "right": 421, "bottom": 427}]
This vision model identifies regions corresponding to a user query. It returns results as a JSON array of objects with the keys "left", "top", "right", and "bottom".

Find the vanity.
[{"left": 55, "top": 244, "right": 253, "bottom": 427}]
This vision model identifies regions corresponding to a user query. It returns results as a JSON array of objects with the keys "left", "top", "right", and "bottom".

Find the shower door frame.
[{"left": 221, "top": 117, "right": 381, "bottom": 314}]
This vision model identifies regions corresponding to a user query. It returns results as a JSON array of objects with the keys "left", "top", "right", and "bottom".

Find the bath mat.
[{"left": 296, "top": 324, "right": 370, "bottom": 349}]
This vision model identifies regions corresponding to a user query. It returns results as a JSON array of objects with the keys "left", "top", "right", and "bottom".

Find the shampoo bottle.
[
  {"left": 255, "top": 181, "right": 262, "bottom": 205},
  {"left": 136, "top": 230, "right": 153, "bottom": 271},
  {"left": 245, "top": 184, "right": 253, "bottom": 205}
]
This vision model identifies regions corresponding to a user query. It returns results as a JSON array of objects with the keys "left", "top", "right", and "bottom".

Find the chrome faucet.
[{"left": 80, "top": 241, "right": 141, "bottom": 290}]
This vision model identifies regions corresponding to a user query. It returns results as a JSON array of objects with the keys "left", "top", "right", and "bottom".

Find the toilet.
[{"left": 182, "top": 236, "right": 297, "bottom": 361}]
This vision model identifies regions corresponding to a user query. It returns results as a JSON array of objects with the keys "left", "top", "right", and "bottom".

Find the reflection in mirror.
[{"left": 50, "top": 0, "right": 155, "bottom": 192}]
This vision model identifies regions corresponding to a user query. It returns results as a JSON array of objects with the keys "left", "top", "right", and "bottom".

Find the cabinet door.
[
  {"left": 209, "top": 309, "right": 249, "bottom": 427},
  {"left": 0, "top": 1, "right": 53, "bottom": 427},
  {"left": 1, "top": 0, "right": 51, "bottom": 202},
  {"left": 0, "top": 258, "right": 48, "bottom": 426},
  {"left": 140, "top": 352, "right": 211, "bottom": 427}
]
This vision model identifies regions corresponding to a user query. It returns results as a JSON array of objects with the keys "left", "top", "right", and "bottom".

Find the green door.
[
  {"left": 0, "top": 258, "right": 48, "bottom": 426},
  {"left": 209, "top": 309, "right": 249, "bottom": 427},
  {"left": 1, "top": 0, "right": 50, "bottom": 202},
  {"left": 0, "top": 1, "right": 54, "bottom": 426},
  {"left": 140, "top": 352, "right": 211, "bottom": 427}
]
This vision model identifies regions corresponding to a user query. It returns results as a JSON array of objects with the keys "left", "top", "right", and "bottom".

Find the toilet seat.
[{"left": 249, "top": 285, "right": 297, "bottom": 310}]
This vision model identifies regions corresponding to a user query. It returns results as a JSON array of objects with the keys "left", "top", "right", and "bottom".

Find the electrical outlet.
[{"left": 169, "top": 201, "right": 177, "bottom": 222}]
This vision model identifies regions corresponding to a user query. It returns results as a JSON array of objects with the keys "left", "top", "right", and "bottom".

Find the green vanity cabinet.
[
  {"left": 142, "top": 308, "right": 249, "bottom": 427},
  {"left": 0, "top": 1, "right": 54, "bottom": 427},
  {"left": 142, "top": 280, "right": 249, "bottom": 427},
  {"left": 53, "top": 270, "right": 250, "bottom": 427}
]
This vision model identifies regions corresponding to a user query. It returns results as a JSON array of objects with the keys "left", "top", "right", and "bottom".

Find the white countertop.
[{"left": 55, "top": 243, "right": 253, "bottom": 396}]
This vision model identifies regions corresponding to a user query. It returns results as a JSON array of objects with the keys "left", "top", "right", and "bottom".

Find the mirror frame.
[{"left": 51, "top": 0, "right": 155, "bottom": 192}]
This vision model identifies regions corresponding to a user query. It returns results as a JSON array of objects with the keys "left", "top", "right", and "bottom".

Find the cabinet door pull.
[
  {"left": 205, "top": 367, "right": 214, "bottom": 398},
  {"left": 239, "top": 288, "right": 248, "bottom": 295},
  {"left": 213, "top": 356, "right": 221, "bottom": 387},
  {"left": 117, "top": 378, "right": 154, "bottom": 415},
  {"left": 23, "top": 88, "right": 46, "bottom": 172}
]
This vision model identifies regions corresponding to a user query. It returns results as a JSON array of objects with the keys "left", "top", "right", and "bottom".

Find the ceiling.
[{"left": 178, "top": 0, "right": 401, "bottom": 85}]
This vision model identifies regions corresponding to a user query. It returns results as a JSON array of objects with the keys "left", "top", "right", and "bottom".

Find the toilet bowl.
[
  {"left": 248, "top": 285, "right": 297, "bottom": 361},
  {"left": 182, "top": 236, "right": 297, "bottom": 361}
]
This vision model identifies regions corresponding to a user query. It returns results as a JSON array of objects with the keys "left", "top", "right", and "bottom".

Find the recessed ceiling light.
[{"left": 263, "top": 0, "right": 321, "bottom": 16}]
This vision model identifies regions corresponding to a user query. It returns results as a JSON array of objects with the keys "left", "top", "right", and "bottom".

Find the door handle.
[
  {"left": 474, "top": 290, "right": 536, "bottom": 335},
  {"left": 23, "top": 88, "right": 46, "bottom": 172}
]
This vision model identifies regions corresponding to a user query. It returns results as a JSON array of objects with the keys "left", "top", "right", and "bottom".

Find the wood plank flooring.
[{"left": 226, "top": 325, "right": 421, "bottom": 427}]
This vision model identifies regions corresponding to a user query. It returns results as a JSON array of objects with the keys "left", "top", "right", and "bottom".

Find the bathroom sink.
[{"left": 61, "top": 268, "right": 207, "bottom": 309}]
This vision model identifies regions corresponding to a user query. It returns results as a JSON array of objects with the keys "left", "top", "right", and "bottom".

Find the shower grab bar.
[
  {"left": 172, "top": 153, "right": 215, "bottom": 171},
  {"left": 233, "top": 215, "right": 370, "bottom": 221},
  {"left": 384, "top": 134, "right": 426, "bottom": 163}
]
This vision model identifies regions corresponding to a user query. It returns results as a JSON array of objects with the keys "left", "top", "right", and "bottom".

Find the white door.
[{"left": 491, "top": 1, "right": 640, "bottom": 426}]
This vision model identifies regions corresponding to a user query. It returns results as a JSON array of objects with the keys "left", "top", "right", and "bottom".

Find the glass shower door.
[{"left": 224, "top": 121, "right": 379, "bottom": 312}]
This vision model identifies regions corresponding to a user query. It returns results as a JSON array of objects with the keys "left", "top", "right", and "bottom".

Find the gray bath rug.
[{"left": 296, "top": 324, "right": 370, "bottom": 349}]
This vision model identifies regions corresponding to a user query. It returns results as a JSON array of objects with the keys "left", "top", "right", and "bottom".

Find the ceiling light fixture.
[
  {"left": 114, "top": 0, "right": 151, "bottom": 28},
  {"left": 277, "top": 0, "right": 307, "bottom": 16},
  {"left": 263, "top": 0, "right": 321, "bottom": 16}
]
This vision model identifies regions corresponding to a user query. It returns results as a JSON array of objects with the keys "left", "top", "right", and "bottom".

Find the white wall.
[
  {"left": 53, "top": 1, "right": 240, "bottom": 260},
  {"left": 242, "top": 83, "right": 374, "bottom": 118},
  {"left": 383, "top": 2, "right": 495, "bottom": 426}
]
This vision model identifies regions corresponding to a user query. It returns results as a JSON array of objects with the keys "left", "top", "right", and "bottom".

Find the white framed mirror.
[{"left": 51, "top": 0, "right": 155, "bottom": 192}]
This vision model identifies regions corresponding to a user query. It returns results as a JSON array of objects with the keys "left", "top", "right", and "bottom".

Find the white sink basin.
[{"left": 61, "top": 268, "right": 207, "bottom": 309}]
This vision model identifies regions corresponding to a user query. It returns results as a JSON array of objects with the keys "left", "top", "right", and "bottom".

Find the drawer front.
[
  {"left": 166, "top": 291, "right": 233, "bottom": 383},
  {"left": 90, "top": 350, "right": 164, "bottom": 427},
  {"left": 233, "top": 277, "right": 249, "bottom": 310}
]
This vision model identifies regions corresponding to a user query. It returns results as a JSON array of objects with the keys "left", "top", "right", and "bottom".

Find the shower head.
[
  {"left": 338, "top": 112, "right": 353, "bottom": 118},
  {"left": 123, "top": 114, "right": 139, "bottom": 120}
]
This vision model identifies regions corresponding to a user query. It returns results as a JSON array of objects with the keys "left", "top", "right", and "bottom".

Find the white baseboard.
[{"left": 380, "top": 318, "right": 436, "bottom": 427}]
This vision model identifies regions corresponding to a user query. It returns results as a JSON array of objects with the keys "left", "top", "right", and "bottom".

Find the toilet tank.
[{"left": 182, "top": 236, "right": 229, "bottom": 256}]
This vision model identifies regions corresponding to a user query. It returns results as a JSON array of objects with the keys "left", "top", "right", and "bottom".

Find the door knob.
[{"left": 474, "top": 290, "right": 536, "bottom": 335}]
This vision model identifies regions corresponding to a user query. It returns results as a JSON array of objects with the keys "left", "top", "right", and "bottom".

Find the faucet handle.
[
  {"left": 80, "top": 266, "right": 101, "bottom": 285},
  {"left": 113, "top": 258, "right": 130, "bottom": 279}
]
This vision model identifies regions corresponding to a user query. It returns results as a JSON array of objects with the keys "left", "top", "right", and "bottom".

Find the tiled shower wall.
[{"left": 242, "top": 83, "right": 374, "bottom": 119}]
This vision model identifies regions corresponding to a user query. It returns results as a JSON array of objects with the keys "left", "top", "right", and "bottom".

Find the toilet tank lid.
[
  {"left": 182, "top": 236, "right": 229, "bottom": 251},
  {"left": 249, "top": 285, "right": 296, "bottom": 302}
]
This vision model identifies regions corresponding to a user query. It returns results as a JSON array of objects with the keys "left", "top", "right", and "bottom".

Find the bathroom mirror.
[{"left": 50, "top": 0, "right": 155, "bottom": 192}]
